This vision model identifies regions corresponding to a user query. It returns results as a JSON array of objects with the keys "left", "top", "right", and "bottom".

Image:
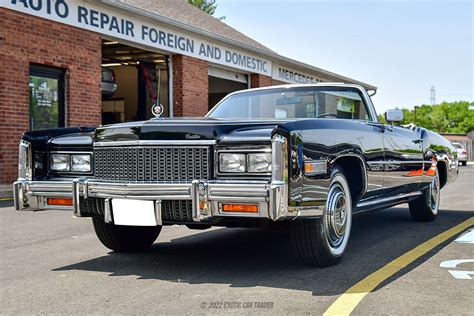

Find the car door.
[{"left": 382, "top": 125, "right": 425, "bottom": 196}]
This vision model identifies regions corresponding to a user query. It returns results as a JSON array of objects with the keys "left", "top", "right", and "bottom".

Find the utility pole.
[{"left": 430, "top": 86, "right": 436, "bottom": 105}]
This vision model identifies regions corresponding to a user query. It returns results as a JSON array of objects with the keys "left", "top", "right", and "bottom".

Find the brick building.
[{"left": 0, "top": 0, "right": 375, "bottom": 197}]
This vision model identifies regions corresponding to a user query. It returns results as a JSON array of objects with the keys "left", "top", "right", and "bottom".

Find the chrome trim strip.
[
  {"left": 357, "top": 191, "right": 423, "bottom": 208},
  {"left": 269, "top": 134, "right": 289, "bottom": 220},
  {"left": 86, "top": 181, "right": 192, "bottom": 200},
  {"left": 72, "top": 179, "right": 81, "bottom": 217},
  {"left": 26, "top": 181, "right": 74, "bottom": 193},
  {"left": 191, "top": 180, "right": 200, "bottom": 221},
  {"left": 293, "top": 205, "right": 324, "bottom": 217},
  {"left": 93, "top": 140, "right": 217, "bottom": 147},
  {"left": 218, "top": 136, "right": 271, "bottom": 143},
  {"left": 154, "top": 200, "right": 162, "bottom": 226},
  {"left": 367, "top": 160, "right": 426, "bottom": 164},
  {"left": 104, "top": 199, "right": 113, "bottom": 223},
  {"left": 18, "top": 140, "right": 32, "bottom": 181},
  {"left": 207, "top": 182, "right": 269, "bottom": 202},
  {"left": 13, "top": 181, "right": 22, "bottom": 211}
]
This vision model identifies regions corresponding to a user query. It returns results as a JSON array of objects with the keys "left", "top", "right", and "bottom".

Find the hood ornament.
[{"left": 152, "top": 103, "right": 164, "bottom": 118}]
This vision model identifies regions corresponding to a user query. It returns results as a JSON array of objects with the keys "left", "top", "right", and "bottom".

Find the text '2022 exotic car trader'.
[{"left": 14, "top": 83, "right": 459, "bottom": 266}]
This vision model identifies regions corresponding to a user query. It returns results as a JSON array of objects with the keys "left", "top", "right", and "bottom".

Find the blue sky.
[{"left": 215, "top": 0, "right": 473, "bottom": 114}]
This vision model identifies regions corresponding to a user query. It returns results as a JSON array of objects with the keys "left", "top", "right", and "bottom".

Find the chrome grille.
[{"left": 94, "top": 146, "right": 211, "bottom": 182}]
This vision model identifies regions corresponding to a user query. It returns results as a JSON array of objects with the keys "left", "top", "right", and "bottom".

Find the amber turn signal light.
[
  {"left": 222, "top": 203, "right": 258, "bottom": 213},
  {"left": 47, "top": 198, "right": 73, "bottom": 206}
]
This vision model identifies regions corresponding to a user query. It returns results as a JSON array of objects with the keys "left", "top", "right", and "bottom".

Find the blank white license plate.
[{"left": 111, "top": 199, "right": 158, "bottom": 226}]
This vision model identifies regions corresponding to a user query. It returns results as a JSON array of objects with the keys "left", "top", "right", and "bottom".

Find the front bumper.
[
  {"left": 13, "top": 179, "right": 74, "bottom": 211},
  {"left": 13, "top": 178, "right": 323, "bottom": 221},
  {"left": 72, "top": 178, "right": 302, "bottom": 222}
]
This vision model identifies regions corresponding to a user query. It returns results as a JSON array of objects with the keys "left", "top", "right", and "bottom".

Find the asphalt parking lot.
[{"left": 1, "top": 167, "right": 473, "bottom": 315}]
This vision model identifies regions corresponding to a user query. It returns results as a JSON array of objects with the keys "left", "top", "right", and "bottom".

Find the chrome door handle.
[{"left": 413, "top": 139, "right": 423, "bottom": 144}]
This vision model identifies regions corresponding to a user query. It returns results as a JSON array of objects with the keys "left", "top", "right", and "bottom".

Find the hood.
[
  {"left": 94, "top": 117, "right": 296, "bottom": 144},
  {"left": 49, "top": 132, "right": 94, "bottom": 147}
]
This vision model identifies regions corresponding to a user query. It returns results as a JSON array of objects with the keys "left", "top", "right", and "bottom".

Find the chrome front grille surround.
[{"left": 94, "top": 146, "right": 211, "bottom": 182}]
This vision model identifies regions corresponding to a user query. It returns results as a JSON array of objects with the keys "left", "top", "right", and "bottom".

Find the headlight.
[
  {"left": 248, "top": 153, "right": 272, "bottom": 173},
  {"left": 50, "top": 154, "right": 70, "bottom": 171},
  {"left": 50, "top": 153, "right": 91, "bottom": 173},
  {"left": 219, "top": 153, "right": 246, "bottom": 173},
  {"left": 71, "top": 154, "right": 91, "bottom": 172}
]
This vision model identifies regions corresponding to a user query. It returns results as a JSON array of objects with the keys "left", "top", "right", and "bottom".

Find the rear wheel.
[
  {"left": 409, "top": 168, "right": 440, "bottom": 221},
  {"left": 92, "top": 217, "right": 161, "bottom": 252},
  {"left": 290, "top": 166, "right": 352, "bottom": 266}
]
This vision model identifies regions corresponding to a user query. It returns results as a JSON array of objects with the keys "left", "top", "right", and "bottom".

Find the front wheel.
[
  {"left": 92, "top": 217, "right": 162, "bottom": 252},
  {"left": 290, "top": 166, "right": 353, "bottom": 267},
  {"left": 409, "top": 168, "right": 440, "bottom": 221}
]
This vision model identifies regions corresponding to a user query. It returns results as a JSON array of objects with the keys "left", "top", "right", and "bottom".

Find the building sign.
[
  {"left": 3, "top": 0, "right": 271, "bottom": 75},
  {"left": 272, "top": 64, "right": 323, "bottom": 84}
]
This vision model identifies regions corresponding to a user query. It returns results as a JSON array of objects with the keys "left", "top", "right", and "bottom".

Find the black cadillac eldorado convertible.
[{"left": 14, "top": 84, "right": 459, "bottom": 266}]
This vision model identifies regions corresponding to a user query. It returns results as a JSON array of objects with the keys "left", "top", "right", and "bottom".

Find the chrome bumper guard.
[
  {"left": 13, "top": 179, "right": 74, "bottom": 211},
  {"left": 72, "top": 179, "right": 300, "bottom": 222}
]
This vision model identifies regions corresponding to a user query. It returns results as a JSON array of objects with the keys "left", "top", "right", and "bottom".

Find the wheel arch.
[
  {"left": 437, "top": 159, "right": 448, "bottom": 189},
  {"left": 332, "top": 154, "right": 367, "bottom": 205}
]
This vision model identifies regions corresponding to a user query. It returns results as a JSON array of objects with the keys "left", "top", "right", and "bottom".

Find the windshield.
[{"left": 208, "top": 87, "right": 371, "bottom": 120}]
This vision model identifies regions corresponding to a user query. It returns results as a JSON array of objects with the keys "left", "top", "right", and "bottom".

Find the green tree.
[
  {"left": 399, "top": 101, "right": 474, "bottom": 133},
  {"left": 188, "top": 0, "right": 225, "bottom": 20},
  {"left": 377, "top": 113, "right": 387, "bottom": 124}
]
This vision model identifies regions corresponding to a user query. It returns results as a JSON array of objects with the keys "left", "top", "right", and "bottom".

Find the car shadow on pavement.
[{"left": 53, "top": 207, "right": 473, "bottom": 296}]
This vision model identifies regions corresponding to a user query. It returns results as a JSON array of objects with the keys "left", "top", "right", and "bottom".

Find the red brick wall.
[
  {"left": 250, "top": 74, "right": 273, "bottom": 88},
  {"left": 272, "top": 79, "right": 286, "bottom": 86},
  {"left": 172, "top": 55, "right": 208, "bottom": 116},
  {"left": 0, "top": 8, "right": 101, "bottom": 187}
]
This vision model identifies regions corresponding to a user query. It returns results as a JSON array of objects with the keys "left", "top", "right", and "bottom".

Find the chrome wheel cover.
[
  {"left": 324, "top": 175, "right": 352, "bottom": 256},
  {"left": 429, "top": 172, "right": 440, "bottom": 214}
]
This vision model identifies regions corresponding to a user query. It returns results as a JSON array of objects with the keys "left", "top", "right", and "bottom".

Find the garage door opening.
[
  {"left": 208, "top": 66, "right": 248, "bottom": 111},
  {"left": 101, "top": 39, "right": 169, "bottom": 124}
]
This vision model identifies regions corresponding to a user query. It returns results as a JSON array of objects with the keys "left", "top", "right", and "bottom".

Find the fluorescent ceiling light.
[{"left": 101, "top": 63, "right": 121, "bottom": 67}]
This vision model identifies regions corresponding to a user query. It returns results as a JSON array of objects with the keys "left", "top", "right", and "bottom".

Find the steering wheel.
[{"left": 316, "top": 112, "right": 339, "bottom": 118}]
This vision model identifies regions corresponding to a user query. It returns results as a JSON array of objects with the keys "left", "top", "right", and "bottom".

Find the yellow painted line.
[
  {"left": 0, "top": 198, "right": 13, "bottom": 201},
  {"left": 324, "top": 217, "right": 474, "bottom": 316}
]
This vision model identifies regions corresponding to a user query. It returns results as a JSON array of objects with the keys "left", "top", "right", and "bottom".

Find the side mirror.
[{"left": 385, "top": 109, "right": 403, "bottom": 123}]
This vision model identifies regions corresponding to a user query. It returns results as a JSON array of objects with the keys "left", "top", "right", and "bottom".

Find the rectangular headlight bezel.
[
  {"left": 71, "top": 154, "right": 91, "bottom": 172},
  {"left": 50, "top": 154, "right": 71, "bottom": 172},
  {"left": 219, "top": 153, "right": 246, "bottom": 173},
  {"left": 247, "top": 152, "right": 272, "bottom": 173},
  {"left": 49, "top": 152, "right": 93, "bottom": 174},
  {"left": 217, "top": 147, "right": 272, "bottom": 176}
]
